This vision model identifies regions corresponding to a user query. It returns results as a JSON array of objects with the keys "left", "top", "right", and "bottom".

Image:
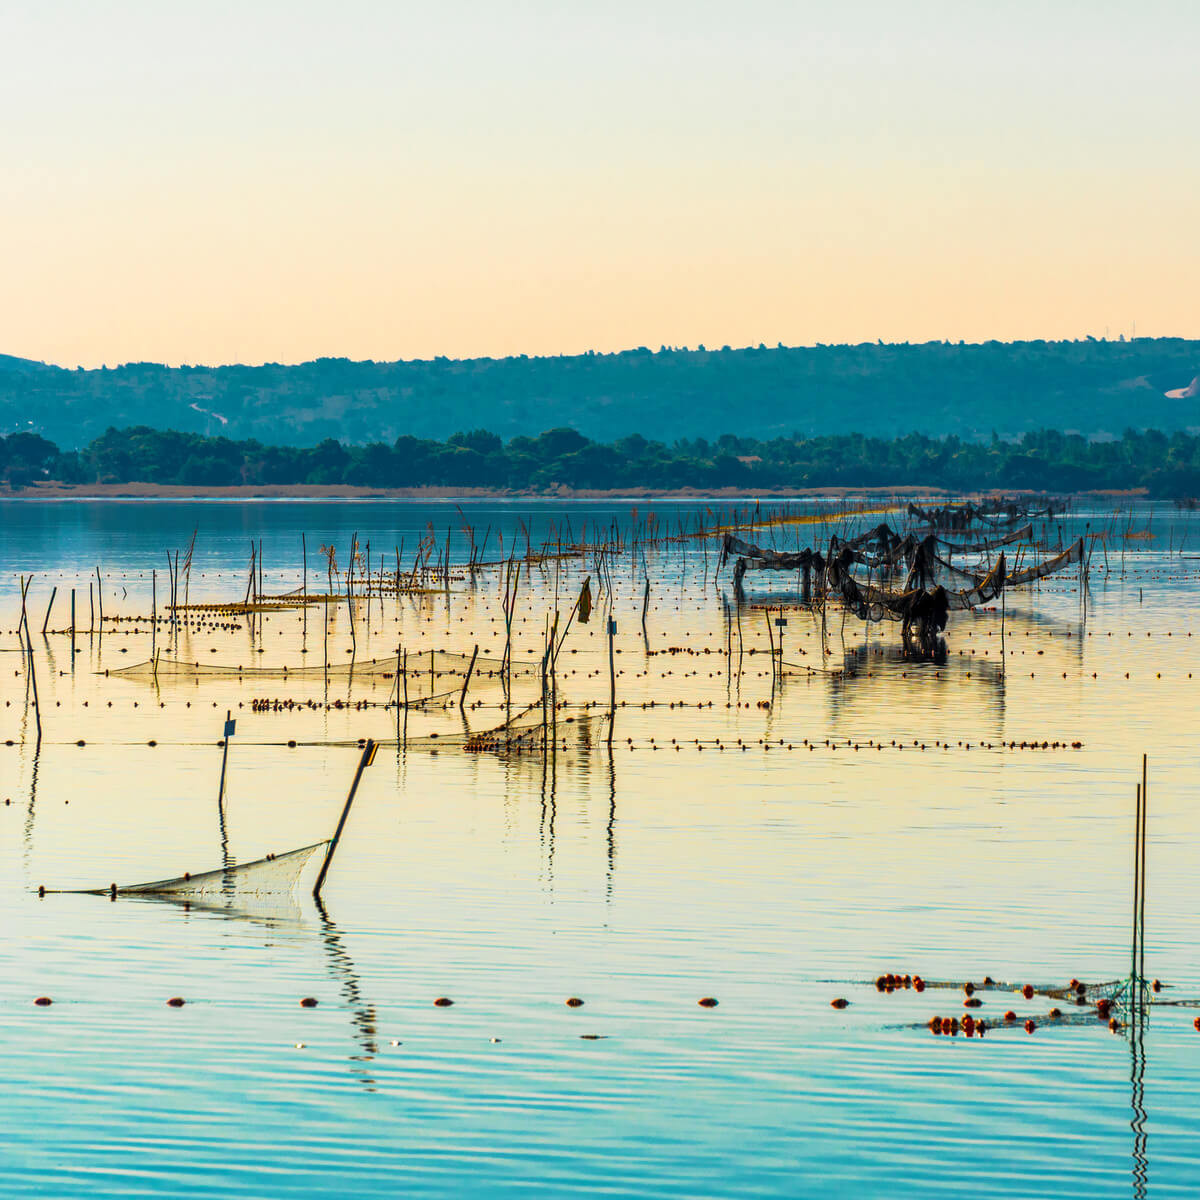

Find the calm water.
[{"left": 3, "top": 497, "right": 1200, "bottom": 1197}]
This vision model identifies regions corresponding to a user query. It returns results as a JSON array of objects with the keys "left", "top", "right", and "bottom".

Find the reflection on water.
[{"left": 5, "top": 498, "right": 1200, "bottom": 1197}]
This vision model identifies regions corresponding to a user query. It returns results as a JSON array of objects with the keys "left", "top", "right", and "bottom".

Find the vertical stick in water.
[
  {"left": 313, "top": 739, "right": 378, "bottom": 902},
  {"left": 1140, "top": 755, "right": 1148, "bottom": 992},
  {"left": 400, "top": 648, "right": 410, "bottom": 739},
  {"left": 20, "top": 585, "right": 42, "bottom": 743},
  {"left": 607, "top": 616, "right": 616, "bottom": 748},
  {"left": 1000, "top": 583, "right": 1006, "bottom": 680},
  {"left": 89, "top": 581, "right": 94, "bottom": 634},
  {"left": 302, "top": 532, "right": 307, "bottom": 602},
  {"left": 218, "top": 710, "right": 234, "bottom": 813},
  {"left": 41, "top": 587, "right": 57, "bottom": 634},
  {"left": 1132, "top": 781, "right": 1142, "bottom": 989},
  {"left": 151, "top": 571, "right": 156, "bottom": 656},
  {"left": 70, "top": 588, "right": 76, "bottom": 657},
  {"left": 460, "top": 644, "right": 479, "bottom": 710},
  {"left": 95, "top": 566, "right": 104, "bottom": 629}
]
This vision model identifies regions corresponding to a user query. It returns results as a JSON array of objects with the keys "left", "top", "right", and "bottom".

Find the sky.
[{"left": 2, "top": 0, "right": 1197, "bottom": 368}]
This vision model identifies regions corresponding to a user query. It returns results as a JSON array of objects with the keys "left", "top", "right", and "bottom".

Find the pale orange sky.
[{"left": 2, "top": 1, "right": 1196, "bottom": 367}]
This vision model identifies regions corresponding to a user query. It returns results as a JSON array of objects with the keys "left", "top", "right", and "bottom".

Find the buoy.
[
  {"left": 300, "top": 997, "right": 319, "bottom": 1008},
  {"left": 167, "top": 997, "right": 185, "bottom": 1007},
  {"left": 698, "top": 997, "right": 719, "bottom": 1008},
  {"left": 1025, "top": 1020, "right": 1036, "bottom": 1034},
  {"left": 434, "top": 997, "right": 454, "bottom": 1007},
  {"left": 565, "top": 997, "right": 584, "bottom": 1007},
  {"left": 830, "top": 998, "right": 848, "bottom": 1009},
  {"left": 1022, "top": 984, "right": 1034, "bottom": 1000},
  {"left": 1004, "top": 1011, "right": 1017, "bottom": 1022},
  {"left": 34, "top": 996, "right": 53, "bottom": 1006}
]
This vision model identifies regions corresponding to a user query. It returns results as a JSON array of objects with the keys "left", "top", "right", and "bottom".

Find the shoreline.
[
  {"left": 0, "top": 481, "right": 1149, "bottom": 502},
  {"left": 5, "top": 481, "right": 949, "bottom": 502}
]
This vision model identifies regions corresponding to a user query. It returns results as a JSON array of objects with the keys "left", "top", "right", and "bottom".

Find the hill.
[{"left": 2, "top": 339, "right": 1199, "bottom": 449}]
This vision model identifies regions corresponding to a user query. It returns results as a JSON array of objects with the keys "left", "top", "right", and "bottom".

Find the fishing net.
[
  {"left": 106, "top": 648, "right": 545, "bottom": 691},
  {"left": 463, "top": 704, "right": 607, "bottom": 753},
  {"left": 86, "top": 841, "right": 330, "bottom": 899}
]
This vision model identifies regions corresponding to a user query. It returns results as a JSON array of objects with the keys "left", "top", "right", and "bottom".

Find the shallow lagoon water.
[{"left": 3, "top": 498, "right": 1200, "bottom": 1196}]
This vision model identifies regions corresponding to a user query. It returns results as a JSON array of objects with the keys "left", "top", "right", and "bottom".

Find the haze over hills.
[{"left": 2, "top": 339, "right": 1198, "bottom": 449}]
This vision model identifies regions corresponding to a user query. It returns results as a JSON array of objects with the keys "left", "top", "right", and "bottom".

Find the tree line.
[
  {"left": 2, "top": 336, "right": 1198, "bottom": 449},
  {"left": 3, "top": 425, "right": 1200, "bottom": 497}
]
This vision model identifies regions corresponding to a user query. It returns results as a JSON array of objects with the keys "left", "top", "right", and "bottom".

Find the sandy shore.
[
  {"left": 1, "top": 481, "right": 1147, "bottom": 501},
  {"left": 2, "top": 481, "right": 958, "bottom": 501}
]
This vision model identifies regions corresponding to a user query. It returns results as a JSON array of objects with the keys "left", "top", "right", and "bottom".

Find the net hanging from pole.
[
  {"left": 103, "top": 841, "right": 329, "bottom": 898},
  {"left": 46, "top": 842, "right": 330, "bottom": 922}
]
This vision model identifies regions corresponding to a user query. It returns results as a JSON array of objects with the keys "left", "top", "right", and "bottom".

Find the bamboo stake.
[
  {"left": 313, "top": 740, "right": 378, "bottom": 902},
  {"left": 1140, "top": 755, "right": 1148, "bottom": 990},
  {"left": 607, "top": 616, "right": 616, "bottom": 748},
  {"left": 460, "top": 644, "right": 479, "bottom": 710},
  {"left": 41, "top": 586, "right": 57, "bottom": 634}
]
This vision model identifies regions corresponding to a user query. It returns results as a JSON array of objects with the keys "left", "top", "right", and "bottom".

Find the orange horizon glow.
[{"left": 3, "top": 2, "right": 1196, "bottom": 369}]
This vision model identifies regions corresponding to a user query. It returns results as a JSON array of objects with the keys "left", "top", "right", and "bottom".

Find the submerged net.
[
  {"left": 464, "top": 704, "right": 608, "bottom": 753},
  {"left": 106, "top": 648, "right": 545, "bottom": 690}
]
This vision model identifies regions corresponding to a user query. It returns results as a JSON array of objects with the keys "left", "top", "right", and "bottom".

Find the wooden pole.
[
  {"left": 400, "top": 648, "right": 410, "bottom": 739},
  {"left": 1139, "top": 754, "right": 1148, "bottom": 990},
  {"left": 95, "top": 566, "right": 104, "bottom": 629},
  {"left": 151, "top": 571, "right": 156, "bottom": 656},
  {"left": 1000, "top": 583, "right": 1006, "bottom": 680},
  {"left": 313, "top": 739, "right": 377, "bottom": 901},
  {"left": 607, "top": 616, "right": 616, "bottom": 748},
  {"left": 1132, "top": 779, "right": 1142, "bottom": 987},
  {"left": 218, "top": 710, "right": 234, "bottom": 811},
  {"left": 41, "top": 587, "right": 57, "bottom": 634},
  {"left": 460, "top": 644, "right": 479, "bottom": 710},
  {"left": 22, "top": 612, "right": 42, "bottom": 742},
  {"left": 70, "top": 588, "right": 76, "bottom": 656}
]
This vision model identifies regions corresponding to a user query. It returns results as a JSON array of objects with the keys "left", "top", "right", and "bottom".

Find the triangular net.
[{"left": 96, "top": 841, "right": 328, "bottom": 899}]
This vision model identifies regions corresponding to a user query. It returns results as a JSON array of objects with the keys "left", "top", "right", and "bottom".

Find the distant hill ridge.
[{"left": 3, "top": 338, "right": 1198, "bottom": 449}]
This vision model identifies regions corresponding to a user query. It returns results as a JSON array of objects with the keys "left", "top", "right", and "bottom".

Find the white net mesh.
[{"left": 94, "top": 841, "right": 328, "bottom": 898}]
